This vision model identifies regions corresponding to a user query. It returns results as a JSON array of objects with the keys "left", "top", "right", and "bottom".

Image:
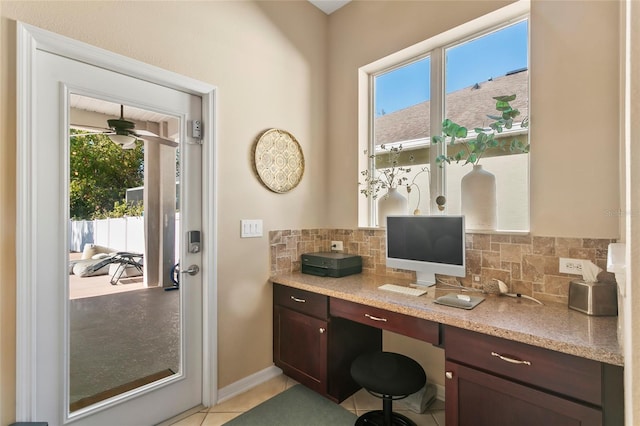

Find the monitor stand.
[{"left": 410, "top": 271, "right": 436, "bottom": 288}]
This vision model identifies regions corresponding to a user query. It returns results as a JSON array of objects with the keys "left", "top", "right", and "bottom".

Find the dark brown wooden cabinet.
[
  {"left": 444, "top": 326, "right": 624, "bottom": 426},
  {"left": 272, "top": 282, "right": 623, "bottom": 423},
  {"left": 273, "top": 283, "right": 381, "bottom": 402},
  {"left": 274, "top": 305, "right": 328, "bottom": 394}
]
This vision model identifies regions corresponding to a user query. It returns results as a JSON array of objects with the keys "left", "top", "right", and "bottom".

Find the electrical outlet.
[
  {"left": 559, "top": 258, "right": 584, "bottom": 275},
  {"left": 331, "top": 241, "right": 344, "bottom": 251}
]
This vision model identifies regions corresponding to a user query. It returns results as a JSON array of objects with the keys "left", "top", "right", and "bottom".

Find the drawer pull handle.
[
  {"left": 445, "top": 371, "right": 453, "bottom": 380},
  {"left": 365, "top": 313, "right": 388, "bottom": 322},
  {"left": 491, "top": 351, "right": 532, "bottom": 366},
  {"left": 290, "top": 296, "right": 306, "bottom": 303}
]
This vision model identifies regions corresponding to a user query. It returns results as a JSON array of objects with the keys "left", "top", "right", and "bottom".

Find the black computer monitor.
[{"left": 386, "top": 215, "right": 466, "bottom": 287}]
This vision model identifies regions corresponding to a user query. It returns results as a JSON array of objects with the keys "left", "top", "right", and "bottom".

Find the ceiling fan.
[
  {"left": 70, "top": 104, "right": 177, "bottom": 149},
  {"left": 105, "top": 104, "right": 144, "bottom": 149}
]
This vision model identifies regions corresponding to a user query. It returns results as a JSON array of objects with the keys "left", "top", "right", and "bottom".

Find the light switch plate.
[{"left": 241, "top": 219, "right": 263, "bottom": 238}]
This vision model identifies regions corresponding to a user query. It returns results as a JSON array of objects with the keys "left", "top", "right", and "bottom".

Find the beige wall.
[
  {"left": 0, "top": 0, "right": 630, "bottom": 424},
  {"left": 0, "top": 1, "right": 328, "bottom": 423}
]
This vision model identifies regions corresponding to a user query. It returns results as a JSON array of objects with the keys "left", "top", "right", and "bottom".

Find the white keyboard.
[{"left": 378, "top": 284, "right": 427, "bottom": 297}]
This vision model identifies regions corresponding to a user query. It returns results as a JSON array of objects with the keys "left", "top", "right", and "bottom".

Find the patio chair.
[{"left": 88, "top": 252, "right": 144, "bottom": 285}]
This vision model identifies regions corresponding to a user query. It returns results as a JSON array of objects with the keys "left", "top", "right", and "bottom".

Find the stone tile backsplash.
[{"left": 269, "top": 228, "right": 616, "bottom": 304}]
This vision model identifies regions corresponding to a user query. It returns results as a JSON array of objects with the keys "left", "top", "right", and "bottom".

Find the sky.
[{"left": 375, "top": 20, "right": 528, "bottom": 116}]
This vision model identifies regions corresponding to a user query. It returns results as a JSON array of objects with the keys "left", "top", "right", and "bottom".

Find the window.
[
  {"left": 373, "top": 57, "right": 432, "bottom": 216},
  {"left": 443, "top": 21, "right": 529, "bottom": 231},
  {"left": 359, "top": 3, "right": 529, "bottom": 231}
]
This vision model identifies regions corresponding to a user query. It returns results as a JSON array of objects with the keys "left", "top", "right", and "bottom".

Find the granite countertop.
[{"left": 270, "top": 272, "right": 623, "bottom": 366}]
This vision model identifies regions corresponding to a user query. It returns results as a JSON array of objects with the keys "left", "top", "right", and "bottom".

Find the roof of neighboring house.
[{"left": 374, "top": 69, "right": 529, "bottom": 146}]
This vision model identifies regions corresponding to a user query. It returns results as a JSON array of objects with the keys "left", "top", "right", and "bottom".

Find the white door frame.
[{"left": 16, "top": 22, "right": 218, "bottom": 421}]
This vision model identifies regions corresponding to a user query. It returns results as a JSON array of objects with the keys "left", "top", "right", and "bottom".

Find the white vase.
[
  {"left": 461, "top": 164, "right": 496, "bottom": 231},
  {"left": 378, "top": 187, "right": 408, "bottom": 227}
]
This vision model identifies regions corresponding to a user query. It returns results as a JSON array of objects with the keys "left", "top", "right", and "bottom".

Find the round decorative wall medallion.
[{"left": 253, "top": 128, "right": 305, "bottom": 193}]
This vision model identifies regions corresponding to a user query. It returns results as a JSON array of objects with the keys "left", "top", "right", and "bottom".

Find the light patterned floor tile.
[
  {"left": 201, "top": 411, "right": 242, "bottom": 426},
  {"left": 284, "top": 376, "right": 299, "bottom": 389},
  {"left": 351, "top": 388, "right": 381, "bottom": 411},
  {"left": 168, "top": 412, "right": 206, "bottom": 426},
  {"left": 432, "top": 408, "right": 446, "bottom": 426},
  {"left": 339, "top": 394, "right": 356, "bottom": 412}
]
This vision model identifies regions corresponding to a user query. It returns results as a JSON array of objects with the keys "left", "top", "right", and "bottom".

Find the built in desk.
[{"left": 271, "top": 272, "right": 624, "bottom": 426}]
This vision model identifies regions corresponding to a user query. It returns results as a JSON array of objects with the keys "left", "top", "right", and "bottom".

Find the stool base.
[{"left": 355, "top": 409, "right": 416, "bottom": 426}]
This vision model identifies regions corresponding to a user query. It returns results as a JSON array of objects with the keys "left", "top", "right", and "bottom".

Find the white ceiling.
[
  {"left": 70, "top": 95, "right": 173, "bottom": 124},
  {"left": 308, "top": 0, "right": 351, "bottom": 15},
  {"left": 69, "top": 94, "right": 179, "bottom": 141}
]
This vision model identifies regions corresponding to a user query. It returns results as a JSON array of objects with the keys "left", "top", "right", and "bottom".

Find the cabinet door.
[
  {"left": 445, "top": 361, "right": 602, "bottom": 426},
  {"left": 274, "top": 306, "right": 327, "bottom": 394}
]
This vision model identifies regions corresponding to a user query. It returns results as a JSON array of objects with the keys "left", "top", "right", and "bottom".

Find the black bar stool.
[{"left": 350, "top": 351, "right": 427, "bottom": 426}]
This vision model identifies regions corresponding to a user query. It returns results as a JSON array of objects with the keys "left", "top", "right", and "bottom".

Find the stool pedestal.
[
  {"left": 355, "top": 407, "right": 416, "bottom": 426},
  {"left": 351, "top": 351, "right": 426, "bottom": 426}
]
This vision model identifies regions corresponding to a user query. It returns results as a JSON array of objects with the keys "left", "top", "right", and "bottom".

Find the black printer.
[{"left": 301, "top": 252, "right": 362, "bottom": 277}]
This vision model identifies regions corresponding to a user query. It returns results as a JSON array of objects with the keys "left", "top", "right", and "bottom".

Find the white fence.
[{"left": 69, "top": 215, "right": 181, "bottom": 258}]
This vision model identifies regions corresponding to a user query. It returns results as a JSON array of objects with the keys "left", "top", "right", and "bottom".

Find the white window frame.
[{"left": 358, "top": 0, "right": 530, "bottom": 228}]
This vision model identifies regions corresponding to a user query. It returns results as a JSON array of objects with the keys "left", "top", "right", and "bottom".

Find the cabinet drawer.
[
  {"left": 444, "top": 326, "right": 602, "bottom": 406},
  {"left": 273, "top": 283, "right": 328, "bottom": 320},
  {"left": 330, "top": 298, "right": 439, "bottom": 344}
]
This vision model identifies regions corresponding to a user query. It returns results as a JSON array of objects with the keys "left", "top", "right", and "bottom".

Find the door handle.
[{"left": 180, "top": 265, "right": 200, "bottom": 276}]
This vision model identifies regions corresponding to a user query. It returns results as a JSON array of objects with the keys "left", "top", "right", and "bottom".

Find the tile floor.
[{"left": 169, "top": 374, "right": 445, "bottom": 426}]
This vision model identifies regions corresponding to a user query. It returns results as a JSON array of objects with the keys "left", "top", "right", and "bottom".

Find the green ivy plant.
[{"left": 431, "top": 94, "right": 529, "bottom": 167}]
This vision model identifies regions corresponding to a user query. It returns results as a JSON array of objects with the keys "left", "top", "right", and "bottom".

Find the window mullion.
[
  {"left": 430, "top": 47, "right": 445, "bottom": 214},
  {"left": 368, "top": 73, "right": 377, "bottom": 226}
]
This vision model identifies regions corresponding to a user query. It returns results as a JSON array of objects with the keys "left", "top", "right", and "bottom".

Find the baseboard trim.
[{"left": 216, "top": 365, "right": 283, "bottom": 404}]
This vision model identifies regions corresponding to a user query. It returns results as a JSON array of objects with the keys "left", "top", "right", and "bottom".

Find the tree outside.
[{"left": 70, "top": 130, "right": 144, "bottom": 220}]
